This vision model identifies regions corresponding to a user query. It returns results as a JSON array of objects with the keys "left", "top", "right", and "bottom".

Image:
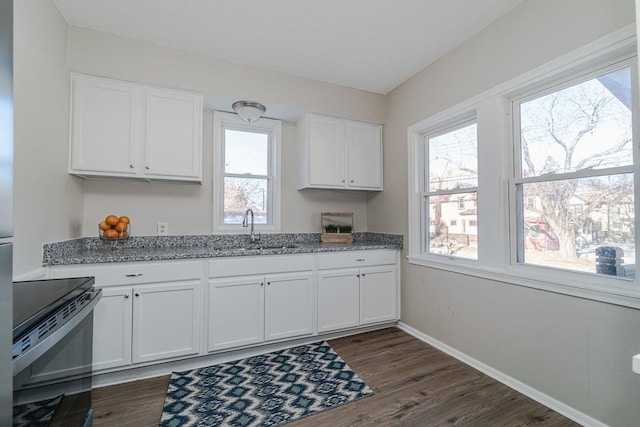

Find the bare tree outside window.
[
  {"left": 516, "top": 65, "right": 635, "bottom": 276},
  {"left": 223, "top": 129, "right": 270, "bottom": 224}
]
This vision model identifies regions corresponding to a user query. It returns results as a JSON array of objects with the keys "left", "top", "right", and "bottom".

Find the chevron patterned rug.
[{"left": 160, "top": 341, "right": 373, "bottom": 426}]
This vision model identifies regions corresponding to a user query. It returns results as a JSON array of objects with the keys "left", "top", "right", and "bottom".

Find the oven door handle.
[{"left": 13, "top": 289, "right": 102, "bottom": 376}]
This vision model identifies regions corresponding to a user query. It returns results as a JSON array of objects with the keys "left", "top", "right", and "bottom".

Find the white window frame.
[
  {"left": 420, "top": 117, "right": 479, "bottom": 262},
  {"left": 212, "top": 111, "right": 281, "bottom": 233},
  {"left": 407, "top": 25, "right": 640, "bottom": 308}
]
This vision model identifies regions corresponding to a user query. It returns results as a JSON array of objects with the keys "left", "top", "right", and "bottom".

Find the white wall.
[
  {"left": 66, "top": 27, "right": 385, "bottom": 236},
  {"left": 13, "top": 1, "right": 84, "bottom": 277},
  {"left": 376, "top": 0, "right": 640, "bottom": 425}
]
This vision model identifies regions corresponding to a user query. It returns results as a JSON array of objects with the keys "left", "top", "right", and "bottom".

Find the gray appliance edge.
[{"left": 0, "top": 0, "right": 13, "bottom": 424}]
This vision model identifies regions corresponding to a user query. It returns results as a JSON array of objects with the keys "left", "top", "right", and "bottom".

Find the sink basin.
[
  {"left": 222, "top": 244, "right": 298, "bottom": 252},
  {"left": 242, "top": 244, "right": 298, "bottom": 251}
]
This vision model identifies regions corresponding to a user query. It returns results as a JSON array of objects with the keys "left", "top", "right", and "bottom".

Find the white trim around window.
[
  {"left": 407, "top": 24, "right": 640, "bottom": 308},
  {"left": 212, "top": 111, "right": 282, "bottom": 233}
]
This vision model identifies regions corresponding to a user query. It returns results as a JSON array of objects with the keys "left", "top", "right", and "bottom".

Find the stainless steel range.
[{"left": 13, "top": 277, "right": 101, "bottom": 426}]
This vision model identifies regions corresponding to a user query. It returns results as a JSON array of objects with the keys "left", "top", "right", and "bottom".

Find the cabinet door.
[
  {"left": 317, "top": 269, "right": 360, "bottom": 332},
  {"left": 208, "top": 276, "right": 265, "bottom": 352},
  {"left": 20, "top": 286, "right": 133, "bottom": 385},
  {"left": 93, "top": 287, "right": 133, "bottom": 371},
  {"left": 132, "top": 281, "right": 201, "bottom": 364},
  {"left": 360, "top": 266, "right": 397, "bottom": 325},
  {"left": 348, "top": 122, "right": 382, "bottom": 190},
  {"left": 144, "top": 89, "right": 203, "bottom": 181},
  {"left": 69, "top": 75, "right": 141, "bottom": 176},
  {"left": 308, "top": 115, "right": 346, "bottom": 187},
  {"left": 264, "top": 272, "right": 313, "bottom": 341}
]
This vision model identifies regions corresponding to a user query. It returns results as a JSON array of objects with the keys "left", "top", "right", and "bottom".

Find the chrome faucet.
[{"left": 242, "top": 208, "right": 260, "bottom": 243}]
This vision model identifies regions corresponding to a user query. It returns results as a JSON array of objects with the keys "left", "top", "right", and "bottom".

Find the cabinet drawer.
[
  {"left": 318, "top": 250, "right": 397, "bottom": 270},
  {"left": 208, "top": 254, "right": 314, "bottom": 278},
  {"left": 49, "top": 260, "right": 202, "bottom": 286}
]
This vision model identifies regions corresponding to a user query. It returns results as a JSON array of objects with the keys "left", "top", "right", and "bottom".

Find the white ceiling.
[{"left": 51, "top": 0, "right": 524, "bottom": 94}]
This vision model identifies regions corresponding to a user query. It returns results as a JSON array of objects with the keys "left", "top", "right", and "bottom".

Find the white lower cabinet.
[
  {"left": 93, "top": 286, "right": 133, "bottom": 371},
  {"left": 131, "top": 281, "right": 202, "bottom": 364},
  {"left": 44, "top": 250, "right": 397, "bottom": 378},
  {"left": 359, "top": 266, "right": 397, "bottom": 324},
  {"left": 317, "top": 269, "right": 360, "bottom": 332},
  {"left": 49, "top": 260, "right": 203, "bottom": 372},
  {"left": 317, "top": 250, "right": 398, "bottom": 333},
  {"left": 208, "top": 271, "right": 313, "bottom": 352},
  {"left": 208, "top": 275, "right": 264, "bottom": 350},
  {"left": 94, "top": 280, "right": 202, "bottom": 370}
]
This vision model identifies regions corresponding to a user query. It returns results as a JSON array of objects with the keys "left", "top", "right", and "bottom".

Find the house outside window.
[
  {"left": 212, "top": 112, "right": 282, "bottom": 232},
  {"left": 424, "top": 121, "right": 478, "bottom": 260}
]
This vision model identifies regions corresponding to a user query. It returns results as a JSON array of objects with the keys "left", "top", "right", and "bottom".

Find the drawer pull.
[
  {"left": 124, "top": 294, "right": 129, "bottom": 299},
  {"left": 356, "top": 259, "right": 365, "bottom": 262},
  {"left": 125, "top": 273, "right": 143, "bottom": 277},
  {"left": 135, "top": 293, "right": 140, "bottom": 297}
]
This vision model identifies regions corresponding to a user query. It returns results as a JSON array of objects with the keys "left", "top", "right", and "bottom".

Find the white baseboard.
[
  {"left": 397, "top": 322, "right": 604, "bottom": 427},
  {"left": 13, "top": 268, "right": 47, "bottom": 282}
]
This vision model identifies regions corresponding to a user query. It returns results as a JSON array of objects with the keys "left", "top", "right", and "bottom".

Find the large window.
[
  {"left": 407, "top": 30, "right": 639, "bottom": 305},
  {"left": 513, "top": 63, "right": 635, "bottom": 278},
  {"left": 213, "top": 112, "right": 281, "bottom": 232},
  {"left": 424, "top": 121, "right": 478, "bottom": 260}
]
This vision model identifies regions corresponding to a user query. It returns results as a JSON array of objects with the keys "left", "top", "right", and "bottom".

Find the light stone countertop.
[{"left": 43, "top": 232, "right": 403, "bottom": 266}]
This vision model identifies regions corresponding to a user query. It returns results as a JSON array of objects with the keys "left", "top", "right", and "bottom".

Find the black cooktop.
[{"left": 13, "top": 276, "right": 95, "bottom": 340}]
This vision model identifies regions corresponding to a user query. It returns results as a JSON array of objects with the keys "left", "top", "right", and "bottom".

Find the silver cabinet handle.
[
  {"left": 350, "top": 180, "right": 354, "bottom": 183},
  {"left": 356, "top": 258, "right": 365, "bottom": 262},
  {"left": 125, "top": 273, "right": 143, "bottom": 277},
  {"left": 145, "top": 165, "right": 150, "bottom": 170},
  {"left": 124, "top": 294, "right": 129, "bottom": 299},
  {"left": 135, "top": 293, "right": 140, "bottom": 297},
  {"left": 129, "top": 164, "right": 134, "bottom": 169}
]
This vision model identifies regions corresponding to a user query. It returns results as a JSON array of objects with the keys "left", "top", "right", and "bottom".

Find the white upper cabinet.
[
  {"left": 298, "top": 113, "right": 383, "bottom": 191},
  {"left": 69, "top": 73, "right": 203, "bottom": 182},
  {"left": 69, "top": 76, "right": 141, "bottom": 176},
  {"left": 144, "top": 88, "right": 202, "bottom": 180}
]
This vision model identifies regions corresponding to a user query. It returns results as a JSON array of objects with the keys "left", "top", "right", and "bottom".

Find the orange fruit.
[
  {"left": 115, "top": 222, "right": 128, "bottom": 232},
  {"left": 118, "top": 216, "right": 130, "bottom": 224},
  {"left": 99, "top": 221, "right": 111, "bottom": 231},
  {"left": 105, "top": 215, "right": 119, "bottom": 226},
  {"left": 103, "top": 229, "right": 118, "bottom": 239}
]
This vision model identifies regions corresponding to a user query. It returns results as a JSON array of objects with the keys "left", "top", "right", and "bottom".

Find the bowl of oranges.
[{"left": 99, "top": 215, "right": 131, "bottom": 240}]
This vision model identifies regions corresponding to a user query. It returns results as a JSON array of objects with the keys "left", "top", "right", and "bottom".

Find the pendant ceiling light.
[{"left": 232, "top": 101, "right": 266, "bottom": 123}]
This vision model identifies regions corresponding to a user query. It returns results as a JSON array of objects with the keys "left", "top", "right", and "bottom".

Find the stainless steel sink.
[
  {"left": 241, "top": 244, "right": 298, "bottom": 251},
  {"left": 220, "top": 244, "right": 298, "bottom": 252}
]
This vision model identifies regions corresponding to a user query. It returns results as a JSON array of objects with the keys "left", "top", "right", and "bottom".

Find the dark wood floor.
[{"left": 90, "top": 328, "right": 578, "bottom": 426}]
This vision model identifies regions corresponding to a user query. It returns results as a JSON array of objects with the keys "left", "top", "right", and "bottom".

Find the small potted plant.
[{"left": 321, "top": 212, "right": 354, "bottom": 243}]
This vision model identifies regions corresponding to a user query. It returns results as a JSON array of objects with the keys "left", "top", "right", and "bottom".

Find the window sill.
[{"left": 407, "top": 254, "right": 640, "bottom": 309}]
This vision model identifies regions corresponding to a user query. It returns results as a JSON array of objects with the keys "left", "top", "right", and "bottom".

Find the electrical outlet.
[{"left": 157, "top": 222, "right": 168, "bottom": 236}]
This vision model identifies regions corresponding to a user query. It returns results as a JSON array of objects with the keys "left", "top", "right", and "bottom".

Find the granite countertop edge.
[{"left": 43, "top": 232, "right": 403, "bottom": 266}]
